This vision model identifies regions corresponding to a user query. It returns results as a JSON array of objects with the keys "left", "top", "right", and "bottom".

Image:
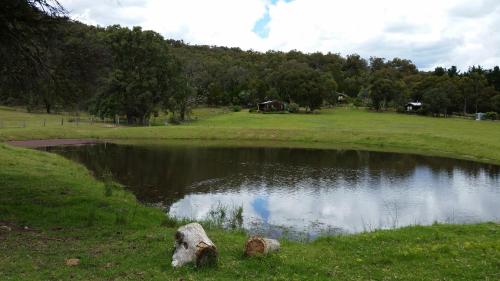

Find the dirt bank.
[{"left": 6, "top": 138, "right": 100, "bottom": 148}]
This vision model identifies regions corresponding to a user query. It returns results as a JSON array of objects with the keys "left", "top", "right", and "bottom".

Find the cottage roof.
[
  {"left": 259, "top": 100, "right": 274, "bottom": 105},
  {"left": 407, "top": 102, "right": 422, "bottom": 106}
]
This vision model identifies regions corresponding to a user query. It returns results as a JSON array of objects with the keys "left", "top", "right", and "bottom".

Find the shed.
[
  {"left": 406, "top": 102, "right": 422, "bottom": 112},
  {"left": 337, "top": 93, "right": 349, "bottom": 103},
  {"left": 258, "top": 100, "right": 287, "bottom": 112}
]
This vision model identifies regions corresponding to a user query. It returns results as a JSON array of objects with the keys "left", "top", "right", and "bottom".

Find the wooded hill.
[{"left": 2, "top": 1, "right": 500, "bottom": 123}]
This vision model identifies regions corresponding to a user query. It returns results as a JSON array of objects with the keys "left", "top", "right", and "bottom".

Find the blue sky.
[
  {"left": 253, "top": 0, "right": 293, "bottom": 38},
  {"left": 60, "top": 0, "right": 500, "bottom": 71}
]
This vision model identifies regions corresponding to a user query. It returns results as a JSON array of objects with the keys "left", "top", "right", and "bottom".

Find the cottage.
[
  {"left": 258, "top": 100, "right": 287, "bottom": 112},
  {"left": 337, "top": 93, "right": 349, "bottom": 103},
  {"left": 406, "top": 102, "right": 422, "bottom": 112}
]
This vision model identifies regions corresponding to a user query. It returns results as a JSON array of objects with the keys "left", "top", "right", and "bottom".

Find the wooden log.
[
  {"left": 244, "top": 236, "right": 280, "bottom": 256},
  {"left": 171, "top": 222, "right": 217, "bottom": 268}
]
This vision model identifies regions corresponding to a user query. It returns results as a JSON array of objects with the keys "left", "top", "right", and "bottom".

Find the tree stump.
[
  {"left": 171, "top": 223, "right": 217, "bottom": 268},
  {"left": 244, "top": 236, "right": 280, "bottom": 256}
]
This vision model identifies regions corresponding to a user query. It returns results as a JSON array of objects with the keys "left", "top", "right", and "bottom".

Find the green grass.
[
  {"left": 1, "top": 106, "right": 500, "bottom": 280},
  {"left": 0, "top": 144, "right": 498, "bottom": 280},
  {"left": 1, "top": 106, "right": 500, "bottom": 164}
]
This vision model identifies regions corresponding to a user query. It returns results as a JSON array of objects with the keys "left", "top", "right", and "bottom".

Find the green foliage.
[
  {"left": 161, "top": 214, "right": 182, "bottom": 228},
  {"left": 86, "top": 207, "right": 97, "bottom": 227},
  {"left": 204, "top": 203, "right": 244, "bottom": 230},
  {"left": 102, "top": 169, "right": 114, "bottom": 197},
  {"left": 115, "top": 208, "right": 129, "bottom": 225},
  {"left": 228, "top": 206, "right": 244, "bottom": 229},
  {"left": 485, "top": 112, "right": 498, "bottom": 120},
  {"left": 91, "top": 26, "right": 177, "bottom": 124},
  {"left": 231, "top": 105, "right": 241, "bottom": 112},
  {"left": 288, "top": 102, "right": 300, "bottom": 113}
]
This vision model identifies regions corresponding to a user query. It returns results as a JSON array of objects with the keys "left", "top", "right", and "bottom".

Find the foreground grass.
[
  {"left": 0, "top": 144, "right": 499, "bottom": 280},
  {"left": 1, "top": 107, "right": 500, "bottom": 165}
]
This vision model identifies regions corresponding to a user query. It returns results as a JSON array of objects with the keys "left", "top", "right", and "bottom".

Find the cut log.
[
  {"left": 244, "top": 236, "right": 280, "bottom": 256},
  {"left": 171, "top": 222, "right": 217, "bottom": 268}
]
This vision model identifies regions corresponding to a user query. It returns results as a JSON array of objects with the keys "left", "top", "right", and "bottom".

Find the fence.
[{"left": 0, "top": 116, "right": 175, "bottom": 129}]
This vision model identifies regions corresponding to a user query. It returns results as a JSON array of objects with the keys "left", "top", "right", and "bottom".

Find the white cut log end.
[
  {"left": 245, "top": 236, "right": 280, "bottom": 256},
  {"left": 171, "top": 223, "right": 217, "bottom": 267}
]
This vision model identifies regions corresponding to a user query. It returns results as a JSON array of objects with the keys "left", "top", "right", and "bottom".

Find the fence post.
[
  {"left": 61, "top": 118, "right": 64, "bottom": 126},
  {"left": 43, "top": 119, "right": 46, "bottom": 127}
]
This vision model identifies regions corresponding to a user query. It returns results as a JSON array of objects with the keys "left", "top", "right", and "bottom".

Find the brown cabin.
[{"left": 257, "top": 100, "right": 287, "bottom": 112}]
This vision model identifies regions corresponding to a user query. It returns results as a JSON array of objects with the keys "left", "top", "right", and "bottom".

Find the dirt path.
[{"left": 6, "top": 139, "right": 100, "bottom": 148}]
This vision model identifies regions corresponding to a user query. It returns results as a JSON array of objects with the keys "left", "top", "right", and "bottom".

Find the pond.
[{"left": 44, "top": 143, "right": 500, "bottom": 240}]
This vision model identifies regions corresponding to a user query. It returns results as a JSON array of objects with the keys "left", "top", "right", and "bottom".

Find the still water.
[{"left": 45, "top": 143, "right": 500, "bottom": 239}]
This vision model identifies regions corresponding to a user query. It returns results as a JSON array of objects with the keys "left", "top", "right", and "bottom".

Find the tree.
[
  {"left": 447, "top": 66, "right": 459, "bottom": 77},
  {"left": 492, "top": 94, "right": 500, "bottom": 113},
  {"left": 92, "top": 26, "right": 175, "bottom": 124},
  {"left": 423, "top": 89, "right": 451, "bottom": 116},
  {"left": 369, "top": 69, "right": 402, "bottom": 110},
  {"left": 434, "top": 67, "right": 446, "bottom": 76},
  {"left": 0, "top": 0, "right": 66, "bottom": 106},
  {"left": 422, "top": 79, "right": 455, "bottom": 116}
]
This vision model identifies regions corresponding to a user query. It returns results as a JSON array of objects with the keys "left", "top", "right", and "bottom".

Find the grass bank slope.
[
  {"left": 0, "top": 144, "right": 499, "bottom": 280},
  {"left": 1, "top": 107, "right": 500, "bottom": 165}
]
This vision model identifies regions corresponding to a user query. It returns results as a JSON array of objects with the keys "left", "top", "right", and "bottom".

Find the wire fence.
[{"left": 0, "top": 116, "right": 172, "bottom": 129}]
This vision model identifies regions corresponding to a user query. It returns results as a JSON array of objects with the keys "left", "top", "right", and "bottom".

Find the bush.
[
  {"left": 416, "top": 108, "right": 428, "bottom": 116},
  {"left": 231, "top": 105, "right": 241, "bottom": 112},
  {"left": 288, "top": 102, "right": 299, "bottom": 113},
  {"left": 168, "top": 114, "right": 181, "bottom": 125},
  {"left": 485, "top": 112, "right": 498, "bottom": 120},
  {"left": 248, "top": 108, "right": 257, "bottom": 113},
  {"left": 396, "top": 106, "right": 406, "bottom": 113},
  {"left": 352, "top": 98, "right": 363, "bottom": 107}
]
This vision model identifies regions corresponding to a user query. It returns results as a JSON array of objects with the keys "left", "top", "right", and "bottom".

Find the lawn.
[{"left": 1, "top": 143, "right": 498, "bottom": 280}]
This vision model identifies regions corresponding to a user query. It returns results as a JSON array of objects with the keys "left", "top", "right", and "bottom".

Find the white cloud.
[{"left": 60, "top": 0, "right": 500, "bottom": 70}]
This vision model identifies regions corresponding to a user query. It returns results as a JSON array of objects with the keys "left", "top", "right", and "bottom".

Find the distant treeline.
[{"left": 1, "top": 1, "right": 500, "bottom": 123}]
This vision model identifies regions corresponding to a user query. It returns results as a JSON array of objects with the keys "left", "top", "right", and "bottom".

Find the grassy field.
[
  {"left": 1, "top": 106, "right": 500, "bottom": 164},
  {"left": 1, "top": 106, "right": 500, "bottom": 280},
  {"left": 1, "top": 144, "right": 499, "bottom": 280}
]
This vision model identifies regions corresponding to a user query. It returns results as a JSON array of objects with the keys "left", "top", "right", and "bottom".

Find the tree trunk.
[
  {"left": 171, "top": 223, "right": 217, "bottom": 268},
  {"left": 45, "top": 103, "right": 51, "bottom": 114},
  {"left": 463, "top": 97, "right": 467, "bottom": 115},
  {"left": 244, "top": 236, "right": 280, "bottom": 256}
]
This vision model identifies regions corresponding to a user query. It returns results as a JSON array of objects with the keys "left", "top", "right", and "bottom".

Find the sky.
[{"left": 59, "top": 0, "right": 500, "bottom": 71}]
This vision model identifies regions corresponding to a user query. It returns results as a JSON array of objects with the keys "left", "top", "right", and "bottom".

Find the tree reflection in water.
[{"left": 45, "top": 143, "right": 500, "bottom": 239}]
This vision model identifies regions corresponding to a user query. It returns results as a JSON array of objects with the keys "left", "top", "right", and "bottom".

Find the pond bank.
[
  {"left": 0, "top": 143, "right": 499, "bottom": 280},
  {"left": 7, "top": 138, "right": 101, "bottom": 148}
]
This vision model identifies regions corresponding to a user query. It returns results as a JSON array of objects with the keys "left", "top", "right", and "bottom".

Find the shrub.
[
  {"left": 228, "top": 206, "right": 244, "bottom": 229},
  {"left": 102, "top": 169, "right": 114, "bottom": 197},
  {"left": 416, "top": 108, "right": 428, "bottom": 116},
  {"left": 288, "top": 102, "right": 299, "bottom": 113},
  {"left": 248, "top": 108, "right": 256, "bottom": 113},
  {"left": 168, "top": 114, "right": 181, "bottom": 125},
  {"left": 231, "top": 105, "right": 241, "bottom": 112},
  {"left": 485, "top": 112, "right": 498, "bottom": 120},
  {"left": 352, "top": 98, "right": 363, "bottom": 107}
]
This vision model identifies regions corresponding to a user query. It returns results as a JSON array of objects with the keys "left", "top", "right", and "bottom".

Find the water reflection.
[{"left": 45, "top": 143, "right": 500, "bottom": 238}]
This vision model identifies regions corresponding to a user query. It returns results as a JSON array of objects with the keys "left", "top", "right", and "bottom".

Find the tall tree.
[{"left": 92, "top": 26, "right": 176, "bottom": 123}]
